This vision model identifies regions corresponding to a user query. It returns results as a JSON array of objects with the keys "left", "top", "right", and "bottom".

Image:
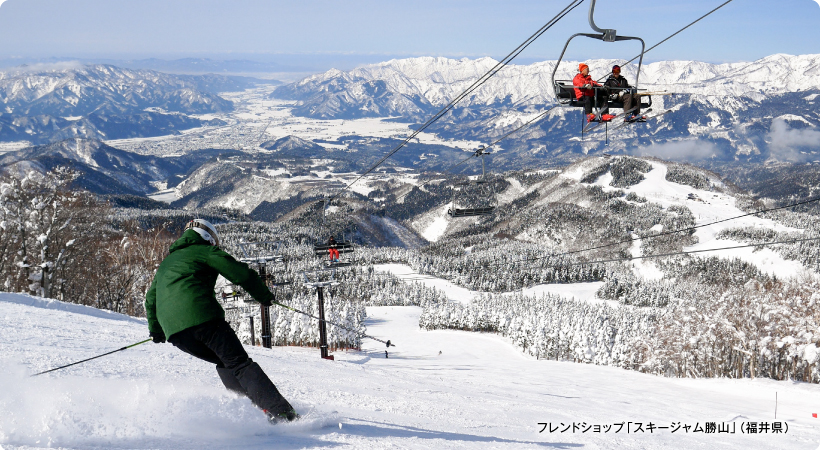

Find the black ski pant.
[
  {"left": 168, "top": 319, "right": 293, "bottom": 415},
  {"left": 581, "top": 94, "right": 608, "bottom": 116}
]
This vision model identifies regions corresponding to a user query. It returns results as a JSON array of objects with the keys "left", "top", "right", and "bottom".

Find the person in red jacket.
[
  {"left": 327, "top": 236, "right": 340, "bottom": 262},
  {"left": 572, "top": 63, "right": 615, "bottom": 123}
]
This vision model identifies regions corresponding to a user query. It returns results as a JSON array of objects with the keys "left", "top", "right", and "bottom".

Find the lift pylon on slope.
[{"left": 222, "top": 241, "right": 291, "bottom": 348}]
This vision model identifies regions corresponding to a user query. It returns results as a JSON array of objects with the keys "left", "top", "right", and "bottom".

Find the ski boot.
[{"left": 265, "top": 408, "right": 300, "bottom": 424}]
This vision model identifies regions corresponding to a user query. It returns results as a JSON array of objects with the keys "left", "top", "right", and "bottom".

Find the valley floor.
[{"left": 2, "top": 294, "right": 820, "bottom": 449}]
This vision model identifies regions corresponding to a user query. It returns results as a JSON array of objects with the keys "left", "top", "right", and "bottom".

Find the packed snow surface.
[
  {"left": 2, "top": 293, "right": 820, "bottom": 449},
  {"left": 373, "top": 263, "right": 476, "bottom": 304}
]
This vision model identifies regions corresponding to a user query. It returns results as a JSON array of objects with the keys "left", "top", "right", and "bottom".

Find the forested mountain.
[{"left": 0, "top": 138, "right": 239, "bottom": 195}]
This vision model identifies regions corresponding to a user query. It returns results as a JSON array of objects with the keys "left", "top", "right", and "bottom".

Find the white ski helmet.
[{"left": 185, "top": 219, "right": 220, "bottom": 246}]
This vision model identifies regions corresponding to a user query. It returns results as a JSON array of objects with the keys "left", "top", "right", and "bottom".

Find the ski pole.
[
  {"left": 270, "top": 300, "right": 394, "bottom": 348},
  {"left": 31, "top": 338, "right": 152, "bottom": 377}
]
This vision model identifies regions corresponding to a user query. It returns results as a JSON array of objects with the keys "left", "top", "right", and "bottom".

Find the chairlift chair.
[
  {"left": 448, "top": 146, "right": 497, "bottom": 218},
  {"left": 313, "top": 239, "right": 355, "bottom": 268},
  {"left": 550, "top": 0, "right": 652, "bottom": 120},
  {"left": 312, "top": 199, "right": 356, "bottom": 268}
]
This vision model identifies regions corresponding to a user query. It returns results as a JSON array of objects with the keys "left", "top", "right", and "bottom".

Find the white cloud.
[
  {"left": 632, "top": 140, "right": 717, "bottom": 161},
  {"left": 767, "top": 117, "right": 820, "bottom": 162}
]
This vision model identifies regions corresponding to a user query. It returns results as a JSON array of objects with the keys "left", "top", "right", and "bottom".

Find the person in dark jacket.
[
  {"left": 604, "top": 65, "right": 646, "bottom": 122},
  {"left": 145, "top": 219, "right": 297, "bottom": 423},
  {"left": 572, "top": 63, "right": 615, "bottom": 123}
]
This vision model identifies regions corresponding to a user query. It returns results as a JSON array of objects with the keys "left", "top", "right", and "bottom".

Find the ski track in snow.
[{"left": 2, "top": 294, "right": 820, "bottom": 449}]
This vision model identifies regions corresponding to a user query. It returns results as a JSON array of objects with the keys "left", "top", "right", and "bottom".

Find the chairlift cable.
[
  {"left": 269, "top": 299, "right": 395, "bottom": 347},
  {"left": 595, "top": 0, "right": 738, "bottom": 83},
  {"left": 515, "top": 236, "right": 820, "bottom": 273},
  {"left": 477, "top": 195, "right": 820, "bottom": 269},
  {"left": 392, "top": 105, "right": 559, "bottom": 204},
  {"left": 417, "top": 0, "right": 738, "bottom": 155},
  {"left": 324, "top": 0, "right": 586, "bottom": 204}
]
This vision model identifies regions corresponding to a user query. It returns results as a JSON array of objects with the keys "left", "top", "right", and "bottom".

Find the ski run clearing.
[{"left": 3, "top": 292, "right": 820, "bottom": 449}]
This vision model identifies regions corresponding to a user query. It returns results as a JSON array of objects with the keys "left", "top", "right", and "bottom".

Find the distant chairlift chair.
[
  {"left": 313, "top": 239, "right": 355, "bottom": 268},
  {"left": 447, "top": 146, "right": 497, "bottom": 218}
]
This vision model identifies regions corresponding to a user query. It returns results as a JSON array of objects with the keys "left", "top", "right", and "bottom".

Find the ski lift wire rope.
[
  {"left": 392, "top": 105, "right": 559, "bottom": 205},
  {"left": 323, "top": 0, "right": 586, "bottom": 205},
  {"left": 512, "top": 236, "right": 820, "bottom": 277},
  {"left": 479, "top": 195, "right": 820, "bottom": 269},
  {"left": 595, "top": 0, "right": 738, "bottom": 84}
]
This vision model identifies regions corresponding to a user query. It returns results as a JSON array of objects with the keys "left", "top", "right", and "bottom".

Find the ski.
[
  {"left": 607, "top": 109, "right": 669, "bottom": 133},
  {"left": 587, "top": 107, "right": 653, "bottom": 134},
  {"left": 582, "top": 105, "right": 640, "bottom": 133}
]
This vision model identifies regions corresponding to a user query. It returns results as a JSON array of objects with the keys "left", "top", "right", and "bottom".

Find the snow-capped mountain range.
[
  {"left": 275, "top": 54, "right": 820, "bottom": 115},
  {"left": 273, "top": 54, "right": 820, "bottom": 165},
  {"left": 0, "top": 64, "right": 243, "bottom": 143},
  {"left": 0, "top": 64, "right": 233, "bottom": 116}
]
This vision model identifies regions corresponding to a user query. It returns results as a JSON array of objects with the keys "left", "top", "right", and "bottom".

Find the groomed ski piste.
[{"left": 3, "top": 290, "right": 820, "bottom": 450}]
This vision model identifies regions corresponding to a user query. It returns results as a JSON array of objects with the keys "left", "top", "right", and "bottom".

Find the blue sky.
[{"left": 0, "top": 0, "right": 818, "bottom": 67}]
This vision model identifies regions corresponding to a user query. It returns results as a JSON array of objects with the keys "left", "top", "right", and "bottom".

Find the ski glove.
[
  {"left": 150, "top": 331, "right": 166, "bottom": 344},
  {"left": 259, "top": 297, "right": 273, "bottom": 307}
]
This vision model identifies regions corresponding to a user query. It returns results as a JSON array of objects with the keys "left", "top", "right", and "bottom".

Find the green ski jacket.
[{"left": 145, "top": 229, "right": 274, "bottom": 338}]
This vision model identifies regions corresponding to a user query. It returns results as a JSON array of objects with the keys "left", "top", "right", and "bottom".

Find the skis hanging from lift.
[
  {"left": 606, "top": 109, "right": 669, "bottom": 133},
  {"left": 582, "top": 105, "right": 639, "bottom": 134},
  {"left": 587, "top": 107, "right": 652, "bottom": 135}
]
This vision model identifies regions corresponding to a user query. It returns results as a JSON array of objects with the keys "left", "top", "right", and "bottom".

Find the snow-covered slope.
[
  {"left": 582, "top": 158, "right": 804, "bottom": 278},
  {"left": 405, "top": 156, "right": 810, "bottom": 281},
  {"left": 3, "top": 293, "right": 820, "bottom": 449}
]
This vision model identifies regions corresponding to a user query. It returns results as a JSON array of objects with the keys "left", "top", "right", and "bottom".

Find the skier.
[
  {"left": 573, "top": 63, "right": 615, "bottom": 123},
  {"left": 145, "top": 219, "right": 298, "bottom": 423},
  {"left": 328, "top": 236, "right": 340, "bottom": 263},
  {"left": 604, "top": 65, "right": 646, "bottom": 122}
]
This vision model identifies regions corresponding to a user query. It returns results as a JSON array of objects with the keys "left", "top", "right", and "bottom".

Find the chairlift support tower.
[
  {"left": 302, "top": 269, "right": 341, "bottom": 360},
  {"left": 237, "top": 241, "right": 288, "bottom": 349}
]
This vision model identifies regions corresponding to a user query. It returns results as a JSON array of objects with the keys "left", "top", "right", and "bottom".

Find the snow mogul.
[
  {"left": 604, "top": 64, "right": 646, "bottom": 123},
  {"left": 144, "top": 219, "right": 298, "bottom": 423},
  {"left": 573, "top": 63, "right": 615, "bottom": 123}
]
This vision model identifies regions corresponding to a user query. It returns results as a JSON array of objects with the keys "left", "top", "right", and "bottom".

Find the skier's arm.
[
  {"left": 206, "top": 248, "right": 274, "bottom": 305},
  {"left": 144, "top": 277, "right": 163, "bottom": 335}
]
